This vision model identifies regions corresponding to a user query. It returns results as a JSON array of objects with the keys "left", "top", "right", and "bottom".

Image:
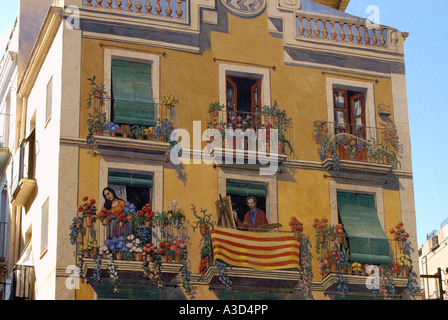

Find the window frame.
[
  {"left": 218, "top": 169, "right": 278, "bottom": 224},
  {"left": 40, "top": 197, "right": 50, "bottom": 258},
  {"left": 98, "top": 157, "right": 163, "bottom": 245},
  {"left": 104, "top": 48, "right": 160, "bottom": 125},
  {"left": 45, "top": 77, "right": 53, "bottom": 127}
]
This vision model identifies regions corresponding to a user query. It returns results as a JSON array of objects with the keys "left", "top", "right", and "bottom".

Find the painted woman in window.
[
  {"left": 233, "top": 196, "right": 269, "bottom": 230},
  {"left": 102, "top": 187, "right": 133, "bottom": 238}
]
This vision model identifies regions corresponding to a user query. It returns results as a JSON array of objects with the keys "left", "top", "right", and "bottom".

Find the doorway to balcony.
[{"left": 226, "top": 75, "right": 262, "bottom": 130}]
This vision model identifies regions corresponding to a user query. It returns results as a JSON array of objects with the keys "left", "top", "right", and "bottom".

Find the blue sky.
[{"left": 0, "top": 1, "right": 445, "bottom": 247}]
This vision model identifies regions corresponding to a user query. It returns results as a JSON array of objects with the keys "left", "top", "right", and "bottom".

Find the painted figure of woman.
[{"left": 102, "top": 187, "right": 133, "bottom": 238}]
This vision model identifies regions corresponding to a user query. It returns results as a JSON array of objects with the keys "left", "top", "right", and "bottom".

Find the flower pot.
[
  {"left": 145, "top": 220, "right": 152, "bottom": 229},
  {"left": 393, "top": 271, "right": 400, "bottom": 278},
  {"left": 145, "top": 254, "right": 152, "bottom": 262},
  {"left": 212, "top": 110, "right": 219, "bottom": 118},
  {"left": 398, "top": 240, "right": 405, "bottom": 250},
  {"left": 111, "top": 132, "right": 117, "bottom": 137},
  {"left": 83, "top": 251, "right": 90, "bottom": 259},
  {"left": 401, "top": 268, "right": 410, "bottom": 278},
  {"left": 134, "top": 252, "right": 143, "bottom": 262},
  {"left": 175, "top": 254, "right": 182, "bottom": 263},
  {"left": 126, "top": 214, "right": 132, "bottom": 222},
  {"left": 319, "top": 234, "right": 325, "bottom": 244},
  {"left": 341, "top": 267, "right": 347, "bottom": 273},
  {"left": 118, "top": 221, "right": 125, "bottom": 228},
  {"left": 161, "top": 255, "right": 167, "bottom": 263},
  {"left": 102, "top": 219, "right": 109, "bottom": 226},
  {"left": 84, "top": 215, "right": 94, "bottom": 228},
  {"left": 146, "top": 134, "right": 154, "bottom": 141},
  {"left": 337, "top": 235, "right": 344, "bottom": 245},
  {"left": 75, "top": 221, "right": 82, "bottom": 229},
  {"left": 102, "top": 253, "right": 108, "bottom": 260},
  {"left": 294, "top": 230, "right": 302, "bottom": 243},
  {"left": 199, "top": 224, "right": 208, "bottom": 237},
  {"left": 172, "top": 218, "right": 183, "bottom": 229},
  {"left": 115, "top": 252, "right": 123, "bottom": 260}
]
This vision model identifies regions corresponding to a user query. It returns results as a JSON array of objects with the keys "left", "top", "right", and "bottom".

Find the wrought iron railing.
[{"left": 313, "top": 120, "right": 399, "bottom": 165}]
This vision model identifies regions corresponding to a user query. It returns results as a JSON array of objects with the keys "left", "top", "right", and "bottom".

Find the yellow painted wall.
[{"left": 76, "top": 10, "right": 404, "bottom": 299}]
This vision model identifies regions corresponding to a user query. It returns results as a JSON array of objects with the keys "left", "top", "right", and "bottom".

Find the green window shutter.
[
  {"left": 337, "top": 192, "right": 391, "bottom": 265},
  {"left": 108, "top": 171, "right": 153, "bottom": 188},
  {"left": 111, "top": 60, "right": 155, "bottom": 127},
  {"left": 226, "top": 181, "right": 267, "bottom": 197}
]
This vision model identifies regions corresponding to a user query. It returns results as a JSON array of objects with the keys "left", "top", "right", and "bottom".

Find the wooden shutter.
[
  {"left": 226, "top": 181, "right": 267, "bottom": 197},
  {"left": 111, "top": 60, "right": 155, "bottom": 126},
  {"left": 251, "top": 79, "right": 262, "bottom": 129},
  {"left": 226, "top": 76, "right": 238, "bottom": 128},
  {"left": 337, "top": 192, "right": 391, "bottom": 265},
  {"left": 108, "top": 171, "right": 154, "bottom": 188}
]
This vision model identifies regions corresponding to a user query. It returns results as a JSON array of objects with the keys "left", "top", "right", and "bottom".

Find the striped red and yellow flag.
[{"left": 211, "top": 226, "right": 300, "bottom": 271}]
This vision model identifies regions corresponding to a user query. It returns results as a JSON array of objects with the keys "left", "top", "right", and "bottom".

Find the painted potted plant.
[
  {"left": 161, "top": 94, "right": 180, "bottom": 110},
  {"left": 86, "top": 77, "right": 108, "bottom": 144},
  {"left": 333, "top": 223, "right": 345, "bottom": 245},
  {"left": 144, "top": 127, "right": 154, "bottom": 141},
  {"left": 389, "top": 222, "right": 409, "bottom": 251},
  {"left": 99, "top": 207, "right": 114, "bottom": 227},
  {"left": 351, "top": 262, "right": 363, "bottom": 275},
  {"left": 78, "top": 196, "right": 97, "bottom": 228},
  {"left": 118, "top": 124, "right": 132, "bottom": 138},
  {"left": 396, "top": 253, "right": 412, "bottom": 277},
  {"left": 172, "top": 238, "right": 186, "bottom": 263},
  {"left": 289, "top": 217, "right": 303, "bottom": 242},
  {"left": 155, "top": 118, "right": 174, "bottom": 142},
  {"left": 154, "top": 210, "right": 170, "bottom": 229},
  {"left": 138, "top": 203, "right": 155, "bottom": 229},
  {"left": 105, "top": 122, "right": 120, "bottom": 137},
  {"left": 131, "top": 125, "right": 145, "bottom": 140},
  {"left": 391, "top": 263, "right": 401, "bottom": 278},
  {"left": 191, "top": 204, "right": 214, "bottom": 237},
  {"left": 168, "top": 200, "right": 185, "bottom": 229},
  {"left": 208, "top": 102, "right": 224, "bottom": 118},
  {"left": 312, "top": 217, "right": 332, "bottom": 254},
  {"left": 69, "top": 216, "right": 84, "bottom": 245},
  {"left": 105, "top": 236, "right": 127, "bottom": 260}
]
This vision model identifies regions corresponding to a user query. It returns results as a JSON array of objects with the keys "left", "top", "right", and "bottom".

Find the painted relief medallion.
[{"left": 220, "top": 0, "right": 267, "bottom": 17}]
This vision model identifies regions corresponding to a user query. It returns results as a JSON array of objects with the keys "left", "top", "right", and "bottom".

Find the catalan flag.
[{"left": 211, "top": 227, "right": 300, "bottom": 271}]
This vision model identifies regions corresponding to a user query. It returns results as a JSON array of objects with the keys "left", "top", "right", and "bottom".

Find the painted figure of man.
[{"left": 234, "top": 196, "right": 268, "bottom": 229}]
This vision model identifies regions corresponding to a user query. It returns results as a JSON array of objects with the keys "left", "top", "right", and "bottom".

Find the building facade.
[
  {"left": 419, "top": 219, "right": 448, "bottom": 300},
  {"left": 0, "top": 0, "right": 419, "bottom": 300}
]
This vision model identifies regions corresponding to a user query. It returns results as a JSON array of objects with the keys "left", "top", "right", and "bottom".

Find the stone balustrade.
[
  {"left": 297, "top": 14, "right": 389, "bottom": 48},
  {"left": 83, "top": 0, "right": 187, "bottom": 20}
]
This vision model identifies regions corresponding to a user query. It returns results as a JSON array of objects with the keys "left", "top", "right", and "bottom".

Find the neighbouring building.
[
  {"left": 0, "top": 0, "right": 419, "bottom": 300},
  {"left": 419, "top": 218, "right": 448, "bottom": 300}
]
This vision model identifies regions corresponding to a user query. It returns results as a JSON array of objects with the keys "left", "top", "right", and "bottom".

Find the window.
[
  {"left": 111, "top": 59, "right": 155, "bottom": 127},
  {"left": 226, "top": 75, "right": 262, "bottom": 129},
  {"left": 45, "top": 77, "right": 53, "bottom": 125},
  {"left": 103, "top": 171, "right": 154, "bottom": 239},
  {"left": 337, "top": 192, "right": 391, "bottom": 265},
  {"left": 41, "top": 198, "right": 49, "bottom": 257},
  {"left": 226, "top": 180, "right": 267, "bottom": 228},
  {"left": 333, "top": 88, "right": 367, "bottom": 160}
]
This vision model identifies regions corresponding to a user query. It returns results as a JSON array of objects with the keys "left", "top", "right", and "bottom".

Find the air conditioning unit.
[{"left": 431, "top": 236, "right": 439, "bottom": 249}]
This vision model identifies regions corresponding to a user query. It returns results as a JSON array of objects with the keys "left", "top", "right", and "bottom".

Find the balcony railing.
[
  {"left": 313, "top": 121, "right": 399, "bottom": 171},
  {"left": 82, "top": 0, "right": 188, "bottom": 21},
  {"left": 297, "top": 13, "right": 390, "bottom": 49},
  {"left": 10, "top": 139, "right": 36, "bottom": 207},
  {"left": 316, "top": 234, "right": 412, "bottom": 281},
  {"left": 207, "top": 110, "right": 293, "bottom": 157},
  {"left": 86, "top": 95, "right": 177, "bottom": 155}
]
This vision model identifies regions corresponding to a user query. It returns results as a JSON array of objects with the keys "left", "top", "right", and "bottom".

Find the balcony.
[
  {"left": 206, "top": 109, "right": 293, "bottom": 166},
  {"left": 313, "top": 233, "right": 414, "bottom": 297},
  {"left": 87, "top": 95, "right": 177, "bottom": 156},
  {"left": 10, "top": 139, "right": 36, "bottom": 207},
  {"left": 82, "top": 0, "right": 188, "bottom": 21},
  {"left": 313, "top": 120, "right": 399, "bottom": 174}
]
